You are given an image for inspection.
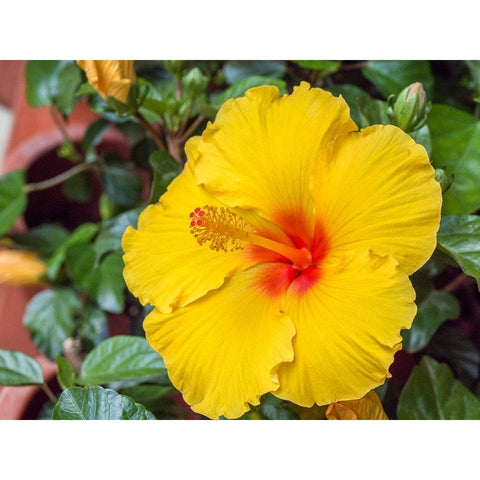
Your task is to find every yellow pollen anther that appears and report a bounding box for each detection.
[189,205,247,252]
[188,205,313,269]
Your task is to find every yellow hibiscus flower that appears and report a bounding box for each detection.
[122,82,442,419]
[77,60,136,104]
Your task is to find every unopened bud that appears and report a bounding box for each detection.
[434,168,454,195]
[387,82,430,133]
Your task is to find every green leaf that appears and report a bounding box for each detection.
[258,394,299,420]
[223,60,286,84]
[52,385,156,420]
[362,60,433,98]
[212,76,287,108]
[327,84,372,127]
[94,208,141,259]
[46,222,98,280]
[428,104,480,214]
[397,356,480,419]
[23,288,81,359]
[0,350,44,386]
[437,215,480,281]
[119,384,172,412]
[81,119,111,162]
[409,124,432,156]
[402,290,460,352]
[62,171,94,204]
[79,336,165,385]
[11,223,69,256]
[76,304,107,345]
[100,165,143,208]
[293,60,341,76]
[0,170,26,236]
[56,355,76,390]
[66,245,125,313]
[26,60,81,114]
[426,322,480,389]
[465,60,480,95]
[149,151,182,204]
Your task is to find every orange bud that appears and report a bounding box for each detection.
[77,60,136,104]
[0,249,46,286]
[326,390,388,420]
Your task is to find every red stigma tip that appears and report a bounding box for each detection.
[190,220,196,226]
[189,212,195,218]
[196,219,203,226]
[199,210,205,216]
[194,207,201,214]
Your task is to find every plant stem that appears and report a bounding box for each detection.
[24,162,92,193]
[340,61,369,72]
[180,115,205,142]
[443,272,473,293]
[41,382,58,404]
[49,106,82,162]
[135,112,167,152]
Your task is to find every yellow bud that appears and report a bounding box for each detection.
[77,60,136,104]
[0,249,46,286]
[326,390,388,420]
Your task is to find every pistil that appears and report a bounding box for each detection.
[189,205,313,270]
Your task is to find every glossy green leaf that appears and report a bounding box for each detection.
[397,356,480,419]
[437,215,480,282]
[62,171,94,204]
[148,151,182,204]
[212,76,286,108]
[56,355,76,390]
[46,222,98,280]
[362,60,434,98]
[11,223,69,256]
[258,394,299,420]
[426,322,480,389]
[52,385,156,420]
[327,84,372,127]
[66,245,125,313]
[26,60,81,114]
[79,335,165,385]
[429,105,480,214]
[23,288,81,359]
[81,119,111,162]
[465,60,480,94]
[94,208,141,259]
[76,304,107,345]
[100,165,143,208]
[409,125,432,156]
[293,60,340,76]
[0,350,44,386]
[120,384,173,412]
[223,60,286,84]
[402,290,460,352]
[0,170,26,236]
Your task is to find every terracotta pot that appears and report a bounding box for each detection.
[0,355,57,420]
[0,60,130,355]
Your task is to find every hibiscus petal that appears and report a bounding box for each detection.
[144,264,296,419]
[122,138,250,313]
[194,82,357,244]
[313,125,442,274]
[275,250,416,407]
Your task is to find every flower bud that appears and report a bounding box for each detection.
[0,249,46,286]
[326,390,388,420]
[387,82,429,133]
[77,60,136,104]
[434,168,454,195]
